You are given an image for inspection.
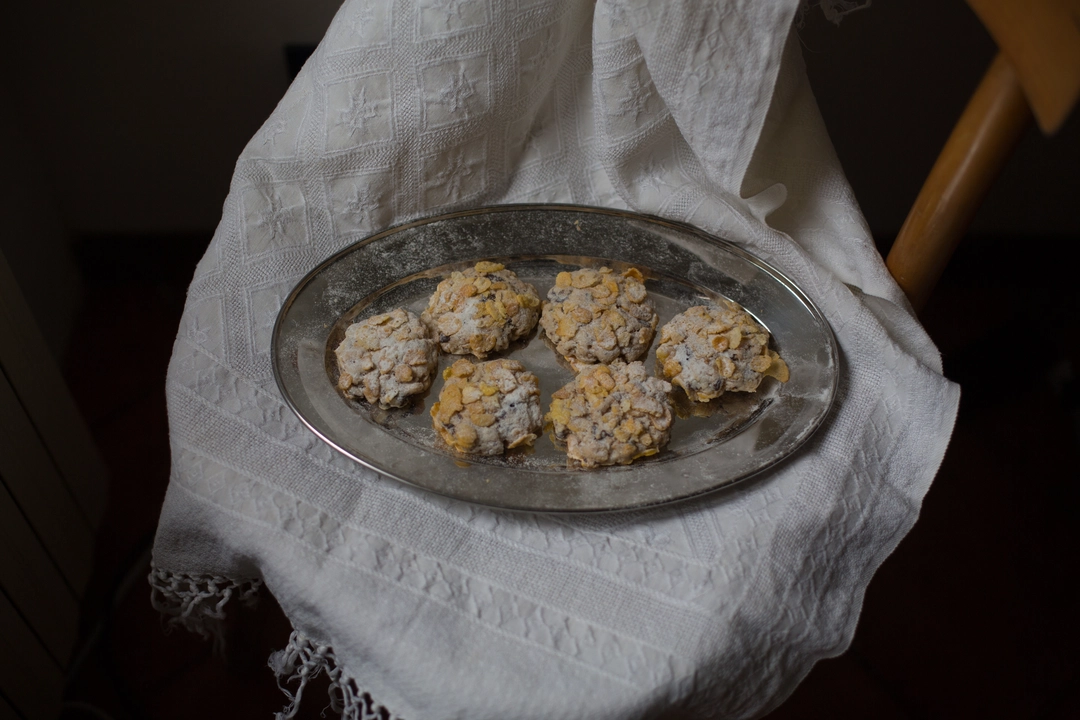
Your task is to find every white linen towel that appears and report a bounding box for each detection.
[151,1,959,717]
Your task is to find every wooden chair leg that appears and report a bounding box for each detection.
[886,52,1031,312]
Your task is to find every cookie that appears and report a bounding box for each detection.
[431,358,542,456]
[547,361,673,467]
[655,302,788,403]
[421,261,541,358]
[335,308,440,408]
[539,267,658,368]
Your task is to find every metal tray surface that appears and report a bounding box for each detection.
[272,205,837,512]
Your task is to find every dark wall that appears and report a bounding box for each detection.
[7,0,343,234]
[4,1,342,355]
[799,1,1080,244]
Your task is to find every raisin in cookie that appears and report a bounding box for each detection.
[431,358,542,456]
[547,361,673,468]
[335,308,440,409]
[655,302,789,403]
[421,261,540,358]
[540,267,658,369]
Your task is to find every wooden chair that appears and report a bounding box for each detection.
[885,0,1080,312]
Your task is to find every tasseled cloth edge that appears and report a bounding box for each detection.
[269,630,400,720]
[148,566,399,719]
[147,563,262,653]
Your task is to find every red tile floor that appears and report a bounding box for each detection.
[59,235,1078,719]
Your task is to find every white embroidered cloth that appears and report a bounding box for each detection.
[151,1,959,718]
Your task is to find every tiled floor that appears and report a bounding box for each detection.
[59,235,1078,719]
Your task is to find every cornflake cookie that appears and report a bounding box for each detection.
[656,302,789,403]
[431,358,542,456]
[335,308,440,409]
[421,261,540,358]
[547,362,673,468]
[540,267,658,368]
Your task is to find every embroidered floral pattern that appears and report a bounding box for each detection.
[430,145,482,200]
[261,116,288,147]
[617,70,653,122]
[522,26,557,77]
[241,183,307,257]
[340,86,380,135]
[438,66,476,116]
[343,185,379,227]
[437,0,470,30]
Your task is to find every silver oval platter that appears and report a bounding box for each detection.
[272,205,838,513]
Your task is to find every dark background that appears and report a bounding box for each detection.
[3,1,1077,717]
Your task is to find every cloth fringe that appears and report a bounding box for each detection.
[269,630,398,720]
[147,564,262,653]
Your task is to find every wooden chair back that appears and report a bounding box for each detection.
[885,0,1080,311]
